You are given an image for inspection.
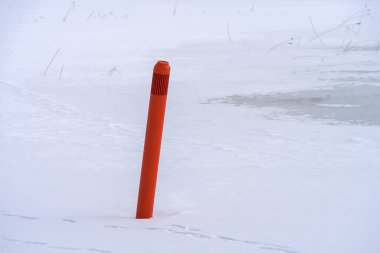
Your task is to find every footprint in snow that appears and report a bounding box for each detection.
[1,213,39,220]
[62,218,76,223]
[2,237,47,246]
[88,248,112,253]
[165,224,301,253]
[2,237,112,253]
[49,245,83,251]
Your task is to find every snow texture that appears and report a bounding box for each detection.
[1,0,380,252]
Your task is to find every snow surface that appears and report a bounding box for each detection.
[1,0,380,252]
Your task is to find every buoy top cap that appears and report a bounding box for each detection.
[154,60,170,75]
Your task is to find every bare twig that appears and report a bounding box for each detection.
[107,66,123,76]
[354,2,371,42]
[59,65,64,79]
[343,40,353,53]
[308,16,324,45]
[227,21,233,44]
[87,10,94,21]
[249,5,255,13]
[173,0,178,16]
[43,48,61,77]
[63,1,75,22]
[308,10,367,43]
[266,37,300,55]
[340,25,351,48]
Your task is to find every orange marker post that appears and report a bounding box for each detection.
[136,61,171,219]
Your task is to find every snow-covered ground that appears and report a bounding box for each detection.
[1,0,380,252]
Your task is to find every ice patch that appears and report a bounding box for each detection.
[209,84,380,126]
[316,103,361,108]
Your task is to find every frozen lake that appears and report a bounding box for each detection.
[210,84,380,126]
